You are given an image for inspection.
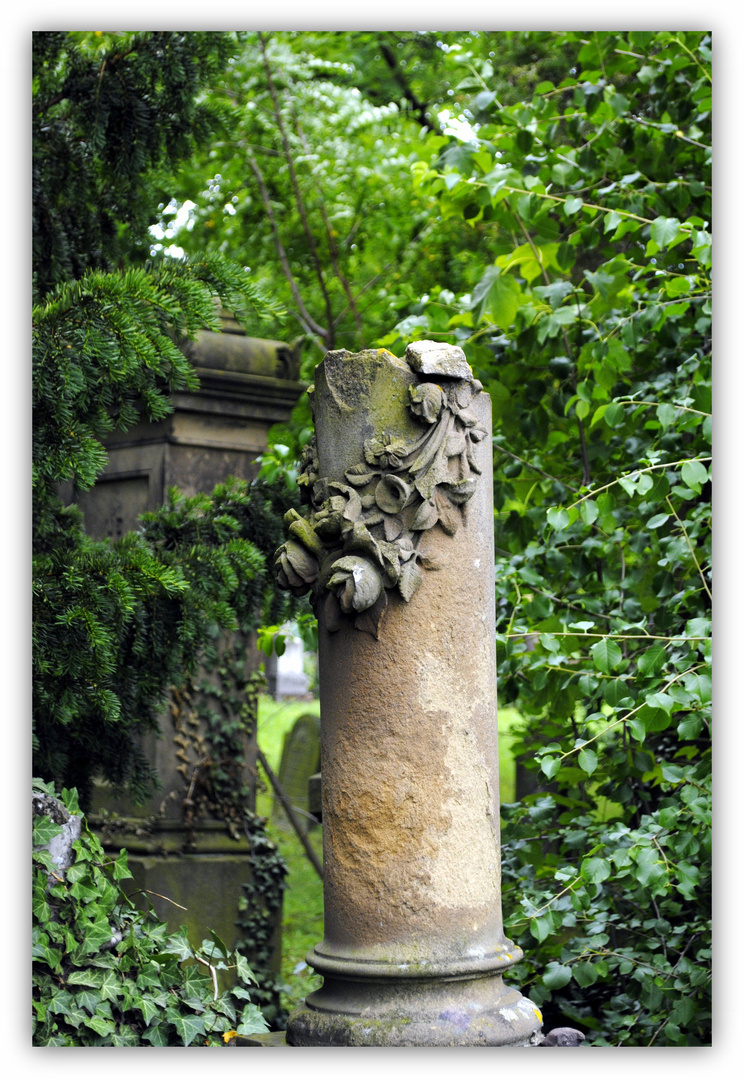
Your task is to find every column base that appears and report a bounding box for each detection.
[286,971,543,1046]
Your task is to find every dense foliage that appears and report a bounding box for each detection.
[33,780,269,1045]
[32,32,295,804]
[161,31,711,1046]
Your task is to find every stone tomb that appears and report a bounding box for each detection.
[77,314,305,962]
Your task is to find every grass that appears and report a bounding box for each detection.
[254,694,522,1018]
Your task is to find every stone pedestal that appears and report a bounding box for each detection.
[63,316,304,539]
[273,345,542,1045]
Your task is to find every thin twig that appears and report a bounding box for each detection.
[666,495,712,603]
[258,34,335,346]
[256,746,324,881]
[246,149,328,342]
[563,458,712,511]
[195,955,219,1000]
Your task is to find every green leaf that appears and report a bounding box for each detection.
[172,1013,206,1047]
[547,507,570,530]
[578,747,598,775]
[603,402,626,428]
[573,960,600,987]
[677,715,704,740]
[637,643,667,675]
[84,1015,117,1037]
[581,856,611,884]
[143,1022,170,1046]
[540,756,561,780]
[98,969,121,1002]
[529,915,553,943]
[591,638,622,674]
[650,216,683,248]
[579,499,598,525]
[543,962,573,989]
[646,691,674,714]
[680,459,708,491]
[236,1003,270,1037]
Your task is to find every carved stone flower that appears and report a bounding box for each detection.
[274,538,320,596]
[364,433,409,470]
[374,474,412,515]
[326,555,383,614]
[409,382,444,424]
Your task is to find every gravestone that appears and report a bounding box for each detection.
[272,713,321,832]
[272,343,543,1046]
[265,631,311,700]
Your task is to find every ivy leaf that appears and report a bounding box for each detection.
[234,952,257,986]
[237,1004,270,1037]
[142,1022,169,1047]
[171,1014,206,1047]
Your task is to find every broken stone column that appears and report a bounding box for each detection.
[273,343,542,1046]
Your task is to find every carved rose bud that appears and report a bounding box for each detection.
[374,474,412,515]
[409,382,444,424]
[274,539,320,596]
[326,555,383,614]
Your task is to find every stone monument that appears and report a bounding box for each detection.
[74,314,305,967]
[272,342,543,1046]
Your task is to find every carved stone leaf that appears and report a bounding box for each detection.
[434,491,461,536]
[396,536,416,561]
[362,509,386,528]
[284,539,320,582]
[457,407,479,429]
[341,491,362,522]
[408,415,451,479]
[323,591,345,634]
[345,463,379,487]
[442,477,478,506]
[410,498,439,532]
[354,588,388,639]
[466,442,483,475]
[445,431,467,458]
[398,558,424,602]
[419,553,445,571]
[377,539,402,586]
[383,514,404,541]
